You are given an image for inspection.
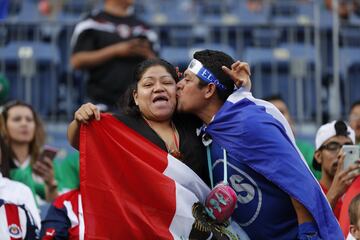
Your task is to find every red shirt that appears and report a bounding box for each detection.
[320,183,343,219]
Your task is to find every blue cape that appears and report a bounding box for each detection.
[204,90,343,240]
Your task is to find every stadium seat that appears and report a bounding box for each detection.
[340,47,360,110]
[0,41,60,117]
[340,27,360,47]
[243,43,315,121]
[236,1,270,26]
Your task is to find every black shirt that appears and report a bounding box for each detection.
[71,10,158,106]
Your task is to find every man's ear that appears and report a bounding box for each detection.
[133,90,138,106]
[204,83,217,99]
[314,150,322,166]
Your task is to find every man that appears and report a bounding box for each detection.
[176,49,343,239]
[264,94,320,179]
[349,100,360,145]
[70,0,157,111]
[312,120,360,219]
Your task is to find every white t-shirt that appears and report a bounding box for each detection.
[0,173,41,228]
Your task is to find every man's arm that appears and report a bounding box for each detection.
[71,39,155,69]
[291,198,314,224]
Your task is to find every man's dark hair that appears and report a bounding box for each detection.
[264,94,284,103]
[193,49,235,102]
[350,100,360,113]
[349,194,360,225]
[118,58,178,116]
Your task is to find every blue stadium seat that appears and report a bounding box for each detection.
[0,41,60,117]
[341,27,360,47]
[340,47,360,109]
[236,1,270,26]
[270,0,313,26]
[243,43,315,121]
[159,46,190,70]
[160,43,237,71]
[145,0,196,25]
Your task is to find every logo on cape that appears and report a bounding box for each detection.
[8,224,22,238]
[213,159,262,227]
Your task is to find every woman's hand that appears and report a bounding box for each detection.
[68,102,100,150]
[222,61,252,91]
[74,102,101,124]
[33,157,58,202]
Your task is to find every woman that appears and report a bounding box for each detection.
[0,101,58,203]
[69,58,210,181]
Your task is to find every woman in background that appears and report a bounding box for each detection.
[0,101,58,203]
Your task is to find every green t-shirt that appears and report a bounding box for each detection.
[53,150,80,193]
[296,139,321,180]
[10,151,80,205]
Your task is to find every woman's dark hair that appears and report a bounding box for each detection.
[0,100,46,167]
[0,135,11,177]
[118,58,179,116]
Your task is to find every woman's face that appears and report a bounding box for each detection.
[133,65,177,122]
[6,106,36,144]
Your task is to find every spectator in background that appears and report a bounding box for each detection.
[349,100,360,145]
[0,101,78,205]
[324,0,360,20]
[0,132,41,229]
[70,0,158,112]
[313,120,360,219]
[264,94,320,179]
[349,194,360,240]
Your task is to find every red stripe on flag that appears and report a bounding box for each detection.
[339,176,360,237]
[4,204,22,240]
[80,114,176,239]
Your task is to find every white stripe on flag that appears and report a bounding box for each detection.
[163,154,211,239]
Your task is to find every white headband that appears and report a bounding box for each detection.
[187,59,227,91]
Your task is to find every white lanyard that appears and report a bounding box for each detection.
[206,145,228,188]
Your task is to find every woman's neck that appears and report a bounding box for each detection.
[11,143,30,164]
[144,118,172,131]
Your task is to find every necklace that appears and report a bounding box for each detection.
[143,118,182,159]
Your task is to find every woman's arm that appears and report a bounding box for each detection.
[67,103,101,150]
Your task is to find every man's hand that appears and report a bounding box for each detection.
[327,151,360,209]
[114,39,155,59]
[222,61,252,91]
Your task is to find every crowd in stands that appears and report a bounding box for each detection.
[0,0,360,239]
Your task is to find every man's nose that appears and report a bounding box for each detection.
[176,80,183,90]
